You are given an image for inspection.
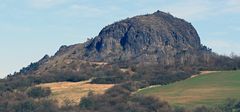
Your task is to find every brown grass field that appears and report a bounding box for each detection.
[38,80,114,106]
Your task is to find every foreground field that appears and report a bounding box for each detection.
[138,70,240,107]
[38,80,114,106]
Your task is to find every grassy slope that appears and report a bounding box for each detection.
[38,80,114,106]
[138,70,240,107]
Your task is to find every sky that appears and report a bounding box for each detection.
[0,0,240,78]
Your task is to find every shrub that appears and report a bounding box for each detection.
[13,99,36,112]
[27,87,51,98]
[78,84,173,112]
[218,98,240,112]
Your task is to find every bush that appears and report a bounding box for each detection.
[91,76,126,84]
[27,87,51,98]
[78,84,173,112]
[218,98,240,112]
[12,99,59,112]
[13,99,36,112]
[131,65,192,86]
[90,67,129,84]
[79,91,95,109]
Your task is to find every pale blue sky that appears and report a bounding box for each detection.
[0,0,240,78]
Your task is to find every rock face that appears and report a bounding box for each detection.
[18,11,212,75]
[83,11,203,64]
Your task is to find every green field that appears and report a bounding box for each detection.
[137,70,240,107]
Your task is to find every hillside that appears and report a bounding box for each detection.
[137,70,240,107]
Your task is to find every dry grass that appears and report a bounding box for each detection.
[38,80,114,106]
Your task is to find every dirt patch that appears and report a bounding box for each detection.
[191,71,219,78]
[120,68,135,75]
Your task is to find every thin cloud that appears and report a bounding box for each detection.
[224,0,240,13]
[56,4,106,18]
[162,1,211,20]
[27,0,67,9]
[156,0,240,21]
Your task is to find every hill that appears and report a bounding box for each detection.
[137,70,240,107]
[17,10,223,77]
[1,10,240,112]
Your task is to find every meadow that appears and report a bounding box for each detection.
[138,70,240,107]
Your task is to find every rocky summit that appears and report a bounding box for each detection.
[19,11,212,75]
[83,11,203,63]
